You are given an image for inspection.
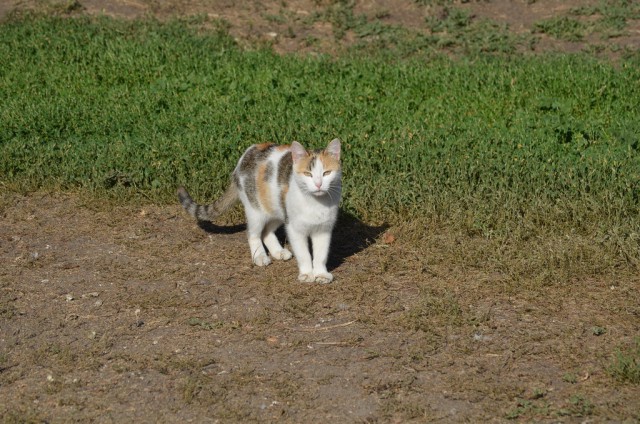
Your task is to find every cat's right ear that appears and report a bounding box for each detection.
[290,141,308,162]
[326,138,341,160]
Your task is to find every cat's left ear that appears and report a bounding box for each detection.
[290,141,308,162]
[326,138,341,160]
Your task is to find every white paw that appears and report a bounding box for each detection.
[314,272,334,284]
[298,273,315,283]
[273,248,293,261]
[253,253,272,267]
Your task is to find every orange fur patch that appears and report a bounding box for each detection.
[294,155,312,173]
[293,151,341,174]
[319,151,340,172]
[256,142,274,151]
[256,163,273,214]
[280,184,289,212]
[276,144,291,152]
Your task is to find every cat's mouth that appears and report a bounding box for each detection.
[311,189,326,196]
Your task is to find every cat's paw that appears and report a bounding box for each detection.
[297,273,315,283]
[314,272,334,284]
[253,253,272,267]
[272,248,293,261]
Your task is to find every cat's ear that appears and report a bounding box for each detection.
[290,141,308,162]
[325,138,341,160]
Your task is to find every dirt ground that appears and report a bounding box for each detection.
[1,191,639,422]
[3,0,640,56]
[1,0,640,422]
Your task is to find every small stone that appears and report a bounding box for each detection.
[65,294,74,302]
[382,232,396,244]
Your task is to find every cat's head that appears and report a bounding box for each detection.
[291,138,341,198]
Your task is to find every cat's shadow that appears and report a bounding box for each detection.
[327,211,388,270]
[196,220,246,235]
[196,210,388,270]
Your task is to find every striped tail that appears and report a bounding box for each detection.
[177,183,239,222]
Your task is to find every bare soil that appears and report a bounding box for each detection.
[1,191,639,422]
[3,0,640,56]
[1,1,640,422]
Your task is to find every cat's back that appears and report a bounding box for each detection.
[235,143,292,179]
[233,143,292,215]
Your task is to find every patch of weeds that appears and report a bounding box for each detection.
[528,387,547,400]
[187,317,223,330]
[32,0,85,15]
[533,16,588,41]
[0,298,17,319]
[272,372,303,398]
[317,0,367,40]
[45,378,64,395]
[506,398,551,420]
[425,7,521,53]
[380,399,430,421]
[414,0,454,5]
[182,375,203,404]
[366,376,430,419]
[303,35,319,46]
[562,372,578,384]
[572,0,640,39]
[400,284,464,333]
[591,326,607,336]
[263,13,287,24]
[284,26,296,39]
[608,337,640,384]
[1,408,45,424]
[364,350,381,360]
[30,343,77,370]
[554,394,595,418]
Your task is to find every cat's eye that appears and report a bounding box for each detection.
[323,171,331,176]
[304,172,312,177]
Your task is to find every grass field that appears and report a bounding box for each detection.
[1,14,639,278]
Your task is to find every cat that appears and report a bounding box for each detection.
[178,138,342,284]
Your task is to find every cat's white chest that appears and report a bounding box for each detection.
[286,187,338,231]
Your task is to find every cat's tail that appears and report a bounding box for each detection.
[177,182,239,222]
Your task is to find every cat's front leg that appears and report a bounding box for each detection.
[262,221,292,261]
[286,226,314,283]
[311,231,333,284]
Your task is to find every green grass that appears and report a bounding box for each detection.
[608,337,640,384]
[0,15,639,272]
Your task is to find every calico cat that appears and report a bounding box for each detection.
[178,138,342,283]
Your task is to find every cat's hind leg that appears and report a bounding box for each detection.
[262,220,292,261]
[245,209,271,266]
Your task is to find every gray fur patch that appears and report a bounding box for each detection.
[243,174,259,209]
[238,144,275,176]
[264,162,274,182]
[277,152,293,187]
